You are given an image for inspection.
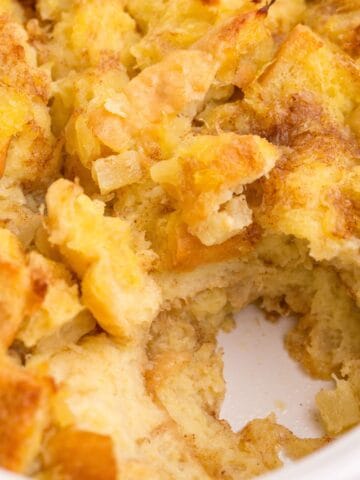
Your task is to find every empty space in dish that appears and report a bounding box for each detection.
[219,305,332,438]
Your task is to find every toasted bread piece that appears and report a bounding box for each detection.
[0,227,89,351]
[51,66,129,137]
[0,357,51,473]
[246,24,360,130]
[46,179,161,340]
[129,0,305,72]
[42,428,117,480]
[0,228,30,348]
[65,49,217,170]
[16,251,85,349]
[256,138,360,262]
[0,0,24,22]
[129,0,261,69]
[0,16,59,243]
[305,0,360,59]
[37,0,139,78]
[151,133,280,245]
[193,9,274,90]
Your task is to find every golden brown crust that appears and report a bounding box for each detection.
[0,228,30,348]
[0,17,49,101]
[150,134,280,245]
[155,214,261,271]
[0,358,51,472]
[43,429,117,480]
[0,140,10,178]
[0,12,59,243]
[238,416,330,468]
[304,0,360,59]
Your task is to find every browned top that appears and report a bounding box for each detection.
[153,214,261,271]
[0,17,50,101]
[43,429,117,480]
[0,230,30,349]
[0,359,50,472]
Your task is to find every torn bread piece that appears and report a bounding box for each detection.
[36,0,139,78]
[16,251,85,349]
[129,0,262,69]
[245,24,360,131]
[46,179,161,340]
[304,0,360,60]
[0,16,59,244]
[41,428,117,480]
[64,49,217,173]
[0,228,31,349]
[0,227,90,353]
[151,133,280,246]
[0,357,51,473]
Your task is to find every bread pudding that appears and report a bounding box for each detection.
[0,0,360,478]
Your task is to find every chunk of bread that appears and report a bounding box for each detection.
[46,179,161,340]
[0,357,51,473]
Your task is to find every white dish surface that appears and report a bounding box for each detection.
[219,305,331,438]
